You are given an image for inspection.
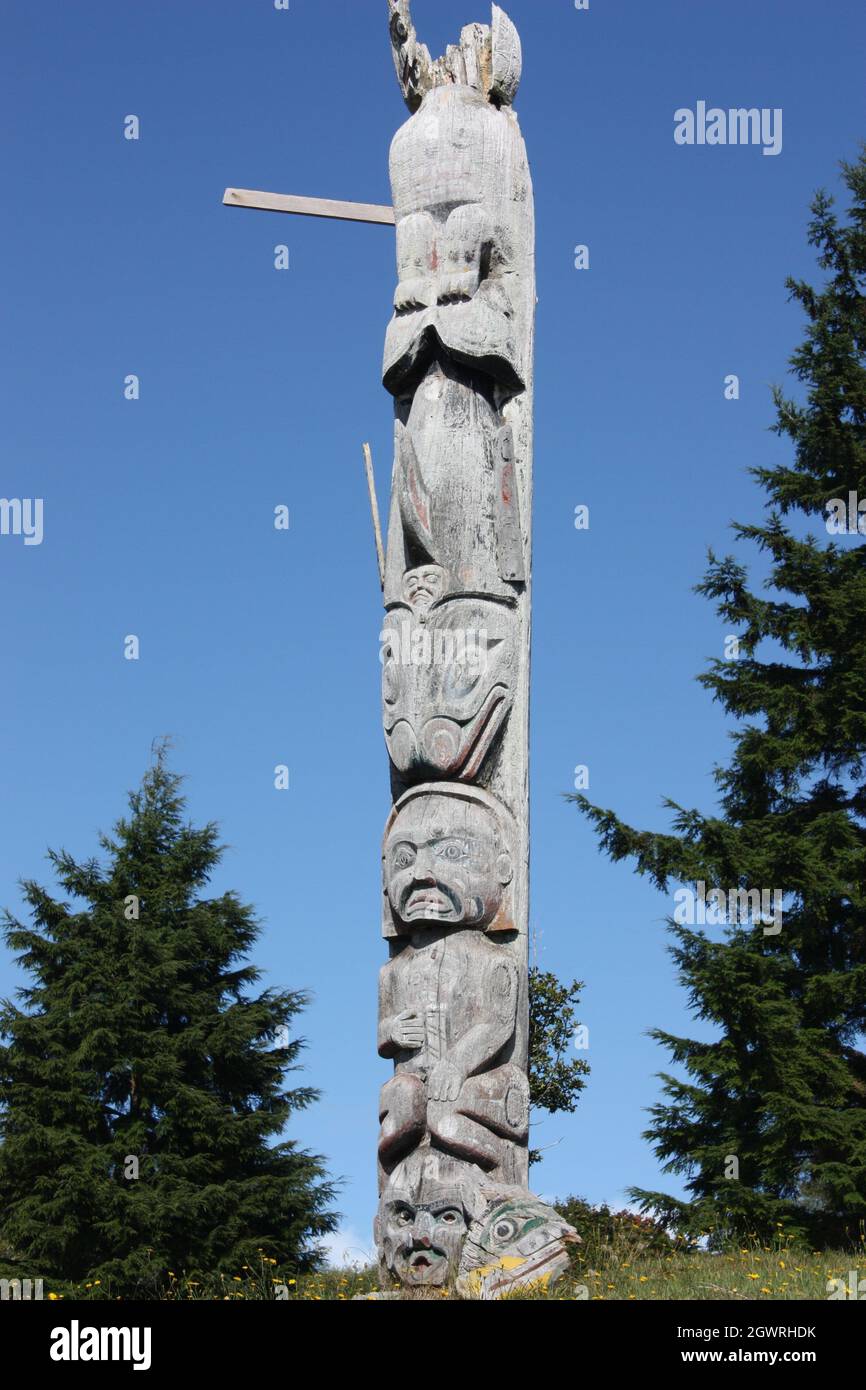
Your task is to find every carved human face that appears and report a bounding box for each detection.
[401,565,446,614]
[385,791,512,929]
[380,1192,469,1287]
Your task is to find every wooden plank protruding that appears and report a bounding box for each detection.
[362,443,386,592]
[223,188,395,226]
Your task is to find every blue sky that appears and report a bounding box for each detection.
[1,0,864,1264]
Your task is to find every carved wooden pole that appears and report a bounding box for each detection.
[374,1,576,1299]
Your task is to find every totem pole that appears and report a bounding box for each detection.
[374,1,577,1298]
[222,0,577,1300]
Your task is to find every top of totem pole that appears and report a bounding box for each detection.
[388,1,522,112]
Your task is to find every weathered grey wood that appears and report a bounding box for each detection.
[456,1189,579,1298]
[363,443,386,590]
[222,188,395,225]
[221,1,576,1301]
[387,1,523,112]
[381,600,515,783]
[375,1,577,1297]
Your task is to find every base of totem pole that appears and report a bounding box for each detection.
[353,1247,579,1301]
[373,1161,580,1300]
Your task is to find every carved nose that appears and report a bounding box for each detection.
[412,1212,434,1245]
[412,851,436,883]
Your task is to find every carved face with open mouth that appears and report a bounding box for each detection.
[384,788,513,931]
[382,1197,469,1287]
[376,1151,483,1290]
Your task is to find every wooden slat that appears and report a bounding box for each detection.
[223,188,395,226]
[362,443,386,592]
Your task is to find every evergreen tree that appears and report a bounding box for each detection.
[572,151,866,1247]
[0,746,337,1291]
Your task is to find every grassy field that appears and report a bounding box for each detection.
[16,1236,861,1300]
[292,1242,860,1301]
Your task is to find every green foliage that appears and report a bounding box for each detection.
[572,150,866,1247]
[552,1194,675,1268]
[528,967,589,1163]
[0,745,338,1292]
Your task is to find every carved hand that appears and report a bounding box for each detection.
[438,205,486,305]
[390,1010,425,1050]
[394,212,437,313]
[427,1058,463,1103]
[394,278,434,313]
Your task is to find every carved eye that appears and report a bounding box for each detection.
[438,1209,461,1225]
[395,1206,413,1226]
[492,1217,519,1245]
[392,843,416,871]
[434,838,468,863]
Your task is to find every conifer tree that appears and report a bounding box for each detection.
[573,151,866,1247]
[0,746,337,1291]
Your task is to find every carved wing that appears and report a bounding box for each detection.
[490,6,522,105]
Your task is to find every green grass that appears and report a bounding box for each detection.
[504,1242,860,1300]
[5,1238,863,1301]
